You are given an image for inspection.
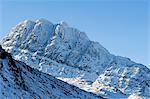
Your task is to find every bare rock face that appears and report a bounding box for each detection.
[1,19,150,98]
[0,45,7,59]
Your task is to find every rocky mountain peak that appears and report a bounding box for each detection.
[1,19,150,98]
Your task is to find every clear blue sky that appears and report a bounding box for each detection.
[0,0,149,68]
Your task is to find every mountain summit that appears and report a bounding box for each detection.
[1,19,150,98]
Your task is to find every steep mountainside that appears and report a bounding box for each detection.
[1,19,150,98]
[0,46,102,99]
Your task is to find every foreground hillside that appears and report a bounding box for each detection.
[0,46,102,99]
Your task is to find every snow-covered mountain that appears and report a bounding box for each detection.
[0,45,102,99]
[1,19,150,98]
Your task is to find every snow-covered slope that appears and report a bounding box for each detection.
[0,46,102,99]
[1,19,150,98]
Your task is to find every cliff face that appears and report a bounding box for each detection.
[1,19,150,98]
[0,46,102,99]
